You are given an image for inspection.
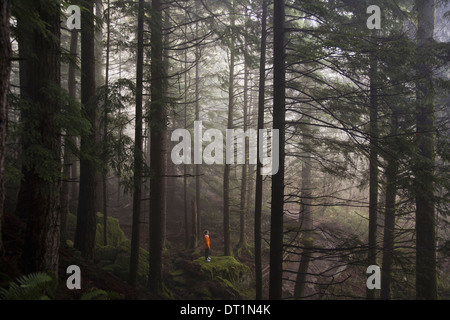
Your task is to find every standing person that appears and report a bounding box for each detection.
[203,230,211,262]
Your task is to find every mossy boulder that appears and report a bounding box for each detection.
[167,255,251,299]
[113,240,149,279]
[66,212,126,249]
[194,256,250,285]
[68,212,149,282]
[94,245,118,263]
[95,213,126,247]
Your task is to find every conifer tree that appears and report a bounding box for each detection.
[16,0,62,278]
[74,0,99,261]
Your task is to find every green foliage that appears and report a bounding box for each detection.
[0,273,53,300]
[91,213,149,283]
[79,289,110,300]
[95,213,126,247]
[67,212,149,284]
[194,256,250,284]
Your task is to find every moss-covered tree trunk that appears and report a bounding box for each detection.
[18,0,62,278]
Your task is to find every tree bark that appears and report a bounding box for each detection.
[269,0,286,300]
[184,27,190,248]
[294,135,313,299]
[148,0,165,294]
[191,199,198,248]
[74,0,99,261]
[380,112,399,299]
[0,0,12,257]
[102,0,111,247]
[238,17,249,249]
[61,29,79,243]
[367,52,379,300]
[223,1,235,257]
[415,0,437,300]
[18,0,62,278]
[129,0,144,287]
[254,0,267,300]
[194,0,201,248]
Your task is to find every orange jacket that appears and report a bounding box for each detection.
[203,235,210,249]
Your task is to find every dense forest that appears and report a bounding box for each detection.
[0,0,449,301]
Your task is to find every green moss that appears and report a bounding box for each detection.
[67,212,149,283]
[94,245,118,263]
[235,242,253,259]
[114,253,129,270]
[194,256,250,284]
[194,286,212,299]
[215,276,241,298]
[67,213,77,228]
[95,213,126,247]
[66,239,74,248]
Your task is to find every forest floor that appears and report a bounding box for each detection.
[0,212,157,300]
[3,188,449,300]
[0,189,259,300]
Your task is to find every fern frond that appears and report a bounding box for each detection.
[0,272,52,300]
[80,289,109,300]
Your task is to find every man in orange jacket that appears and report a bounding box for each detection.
[203,230,211,262]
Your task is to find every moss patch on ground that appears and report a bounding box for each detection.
[194,256,250,284]
[167,255,251,299]
[67,213,149,284]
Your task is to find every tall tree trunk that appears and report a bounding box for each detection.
[254,0,267,300]
[94,0,104,215]
[15,4,32,221]
[415,0,437,300]
[71,137,79,212]
[191,199,198,248]
[61,29,79,243]
[223,3,235,257]
[194,0,201,247]
[129,0,144,287]
[380,111,399,299]
[294,135,313,299]
[0,0,12,257]
[148,0,165,294]
[184,29,189,248]
[74,0,99,261]
[102,0,111,247]
[367,52,379,300]
[269,0,286,300]
[18,0,62,278]
[161,7,170,251]
[238,16,249,249]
